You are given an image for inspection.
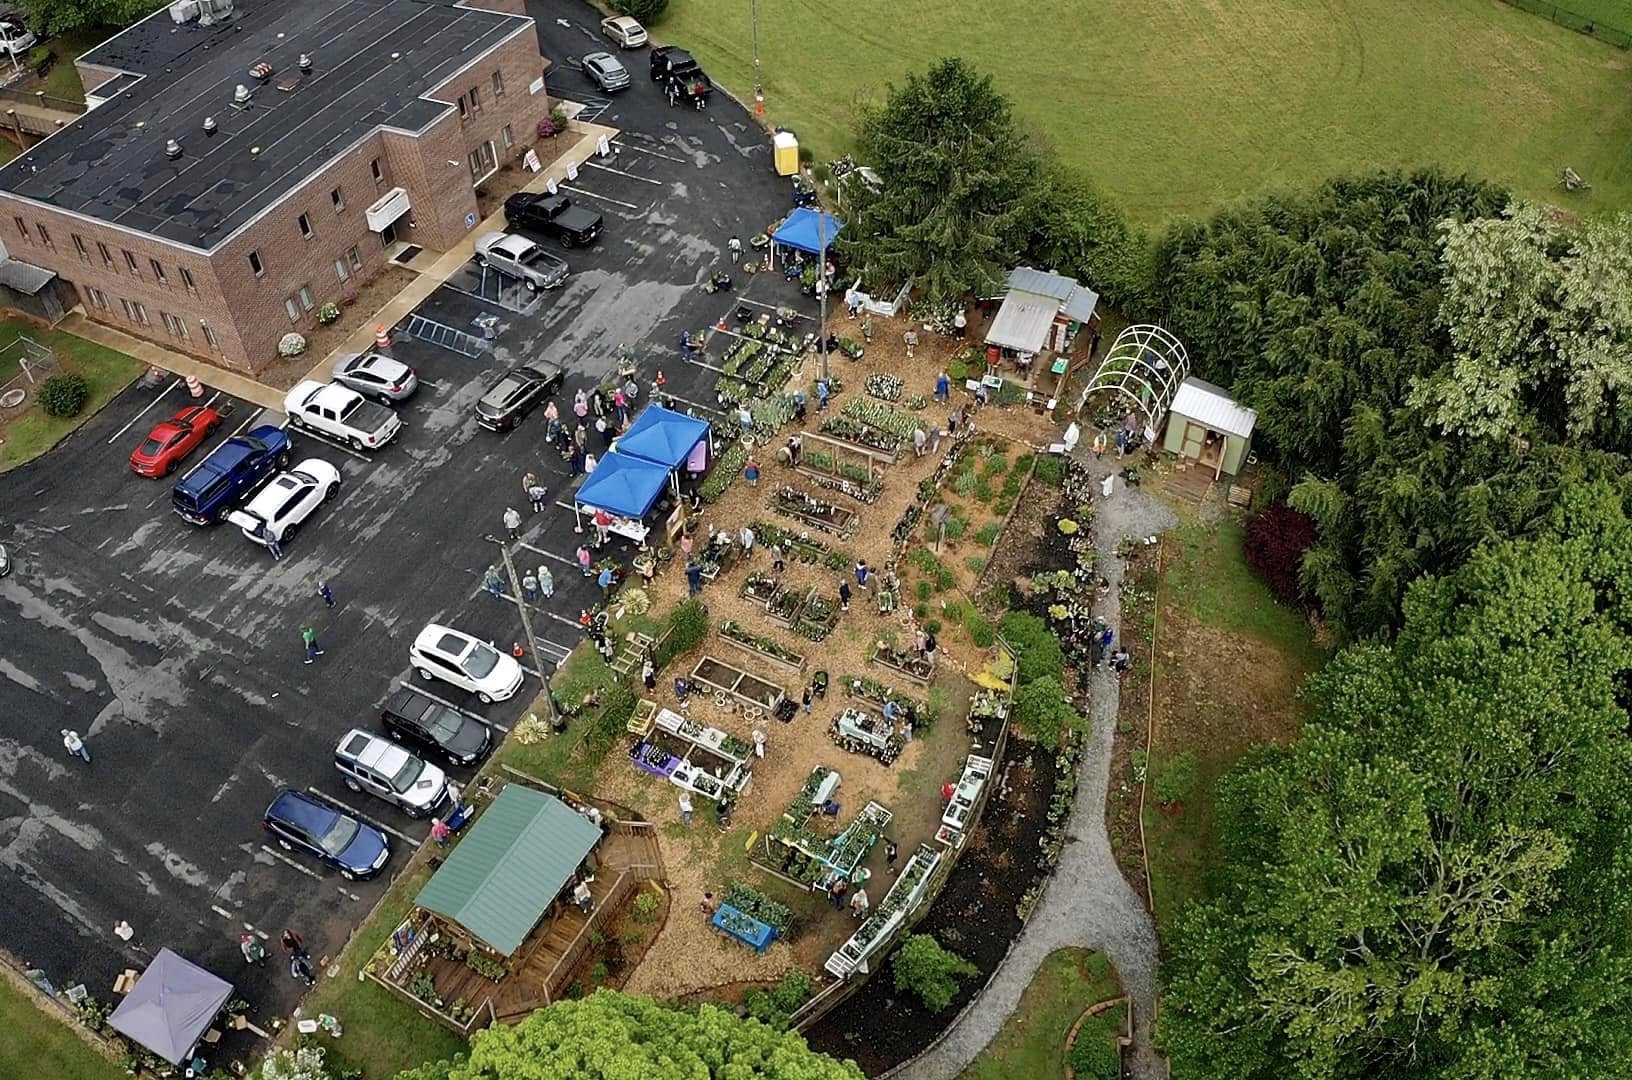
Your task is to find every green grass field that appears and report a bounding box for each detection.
[957,949,1122,1080]
[0,972,120,1080]
[0,323,142,472]
[1539,0,1632,33]
[658,0,1632,225]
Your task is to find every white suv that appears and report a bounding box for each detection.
[225,458,341,551]
[410,623,524,703]
[332,729,454,818]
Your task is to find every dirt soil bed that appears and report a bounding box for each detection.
[803,733,1060,1076]
[251,265,420,391]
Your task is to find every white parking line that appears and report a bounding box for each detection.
[395,682,492,726]
[613,139,686,164]
[286,424,378,463]
[259,844,324,881]
[304,787,418,845]
[180,409,266,482]
[210,904,235,921]
[106,378,179,443]
[516,541,580,566]
[583,160,662,186]
[557,183,639,210]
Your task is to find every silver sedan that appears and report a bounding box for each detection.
[330,351,419,403]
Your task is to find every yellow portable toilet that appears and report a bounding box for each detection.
[772,130,799,177]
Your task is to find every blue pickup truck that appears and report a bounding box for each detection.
[171,424,291,525]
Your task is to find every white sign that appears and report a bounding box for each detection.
[523,148,541,172]
[528,76,545,96]
[546,176,558,195]
[597,135,611,157]
[464,212,476,228]
[565,161,578,181]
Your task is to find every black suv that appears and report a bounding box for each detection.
[476,362,564,432]
[381,687,492,767]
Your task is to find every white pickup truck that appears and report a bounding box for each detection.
[284,380,402,451]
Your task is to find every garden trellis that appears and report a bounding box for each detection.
[1077,323,1190,434]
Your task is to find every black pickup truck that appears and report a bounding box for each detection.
[650,45,712,109]
[502,192,603,248]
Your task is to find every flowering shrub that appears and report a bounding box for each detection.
[1243,501,1317,605]
[278,333,307,357]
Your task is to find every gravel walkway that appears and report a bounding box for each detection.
[897,452,1174,1080]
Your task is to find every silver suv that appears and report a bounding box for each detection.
[332,729,455,818]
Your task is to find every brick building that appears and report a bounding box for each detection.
[0,0,552,373]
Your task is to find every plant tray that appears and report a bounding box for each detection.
[626,698,659,736]
[871,645,935,685]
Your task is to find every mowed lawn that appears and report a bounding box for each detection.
[657,0,1632,224]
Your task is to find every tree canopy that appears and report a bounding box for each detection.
[1159,481,1632,1078]
[396,991,863,1080]
[17,0,158,38]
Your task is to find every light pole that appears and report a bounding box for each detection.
[818,211,829,383]
[751,0,763,116]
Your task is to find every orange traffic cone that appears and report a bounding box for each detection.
[511,642,525,658]
[716,315,728,331]
[375,324,390,349]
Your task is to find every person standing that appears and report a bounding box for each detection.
[679,791,694,826]
[302,626,324,664]
[596,415,613,449]
[829,878,849,910]
[543,400,560,426]
[483,565,504,598]
[816,379,830,411]
[680,533,694,561]
[752,728,767,759]
[290,952,315,987]
[802,685,813,713]
[61,728,90,763]
[860,313,874,343]
[613,388,628,427]
[952,310,967,338]
[685,561,703,596]
[592,509,612,548]
[850,886,870,919]
[935,371,951,403]
[930,427,943,455]
[738,405,754,436]
[854,560,869,589]
[924,630,938,664]
[584,452,598,475]
[912,426,927,457]
[502,506,522,541]
[528,482,548,514]
[642,656,656,692]
[838,579,852,611]
[570,446,586,476]
[574,389,590,420]
[522,572,539,601]
[522,471,538,498]
[885,840,899,875]
[903,329,918,358]
[317,581,335,608]
[771,543,785,573]
[431,818,452,847]
[744,457,760,487]
[597,565,615,596]
[728,234,742,259]
[787,434,803,467]
[739,525,755,557]
[539,565,554,599]
[577,545,593,577]
[281,928,306,958]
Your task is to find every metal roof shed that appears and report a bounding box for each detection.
[1163,377,1257,477]
[415,785,601,957]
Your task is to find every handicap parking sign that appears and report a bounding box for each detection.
[465,212,477,228]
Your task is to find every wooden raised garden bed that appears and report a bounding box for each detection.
[626,698,659,736]
[796,592,840,642]
[691,655,786,711]
[771,486,860,537]
[820,416,901,456]
[767,586,807,628]
[740,572,782,606]
[871,645,935,685]
[720,620,806,673]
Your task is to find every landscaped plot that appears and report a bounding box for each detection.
[659,0,1632,223]
[957,948,1122,1080]
[1140,520,1325,919]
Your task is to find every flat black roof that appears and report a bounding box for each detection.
[0,0,529,250]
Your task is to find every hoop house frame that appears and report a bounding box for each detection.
[1078,324,1190,430]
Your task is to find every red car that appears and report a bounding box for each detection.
[129,404,222,478]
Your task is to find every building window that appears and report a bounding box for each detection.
[492,70,504,97]
[122,249,140,275]
[161,311,188,341]
[347,246,362,272]
[298,285,314,311]
[86,286,110,311]
[469,86,481,113]
[97,242,114,270]
[457,95,467,121]
[334,257,350,283]
[180,267,197,295]
[120,298,148,325]
[285,297,300,323]
[36,224,52,250]
[12,215,25,239]
[149,258,167,284]
[331,187,344,212]
[501,124,513,149]
[248,250,264,277]
[370,158,383,183]
[298,212,313,239]
[199,319,219,350]
[468,141,497,184]
[72,234,89,263]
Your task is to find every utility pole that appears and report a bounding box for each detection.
[490,536,558,722]
[818,211,829,383]
[751,0,763,117]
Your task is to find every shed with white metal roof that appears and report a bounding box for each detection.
[1162,376,1257,476]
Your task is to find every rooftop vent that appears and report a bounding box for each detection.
[233,83,251,104]
[202,116,217,135]
[249,61,273,81]
[165,139,182,160]
[297,53,312,73]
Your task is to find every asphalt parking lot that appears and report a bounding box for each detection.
[0,2,817,1018]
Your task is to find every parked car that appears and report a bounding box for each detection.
[0,543,10,578]
[333,729,455,818]
[0,15,36,59]
[381,686,492,767]
[225,458,341,551]
[651,45,712,109]
[410,623,524,703]
[472,232,569,290]
[503,193,603,249]
[262,789,390,880]
[476,362,564,432]
[284,380,402,451]
[582,51,631,93]
[330,352,418,404]
[171,425,291,525]
[129,404,222,478]
[600,14,647,48]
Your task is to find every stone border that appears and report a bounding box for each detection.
[1062,994,1130,1080]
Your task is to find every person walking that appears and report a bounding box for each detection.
[739,525,755,557]
[854,560,869,589]
[771,543,785,573]
[912,426,927,457]
[816,379,830,411]
[935,371,950,403]
[317,581,335,608]
[953,310,967,338]
[302,626,324,664]
[528,482,548,514]
[642,656,656,692]
[850,886,870,919]
[597,565,614,596]
[727,234,742,259]
[522,471,538,498]
[860,313,874,343]
[679,791,694,826]
[577,545,593,577]
[522,572,539,601]
[904,329,918,358]
[290,952,316,987]
[483,565,504,598]
[431,818,452,846]
[502,506,522,541]
[61,729,90,763]
[930,427,943,455]
[539,565,554,599]
[281,929,307,958]
[685,561,703,596]
[744,457,760,486]
[838,579,852,611]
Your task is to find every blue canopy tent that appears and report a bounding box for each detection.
[618,404,711,472]
[770,207,843,270]
[573,451,671,540]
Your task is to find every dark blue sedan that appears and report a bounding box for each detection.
[262,790,390,880]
